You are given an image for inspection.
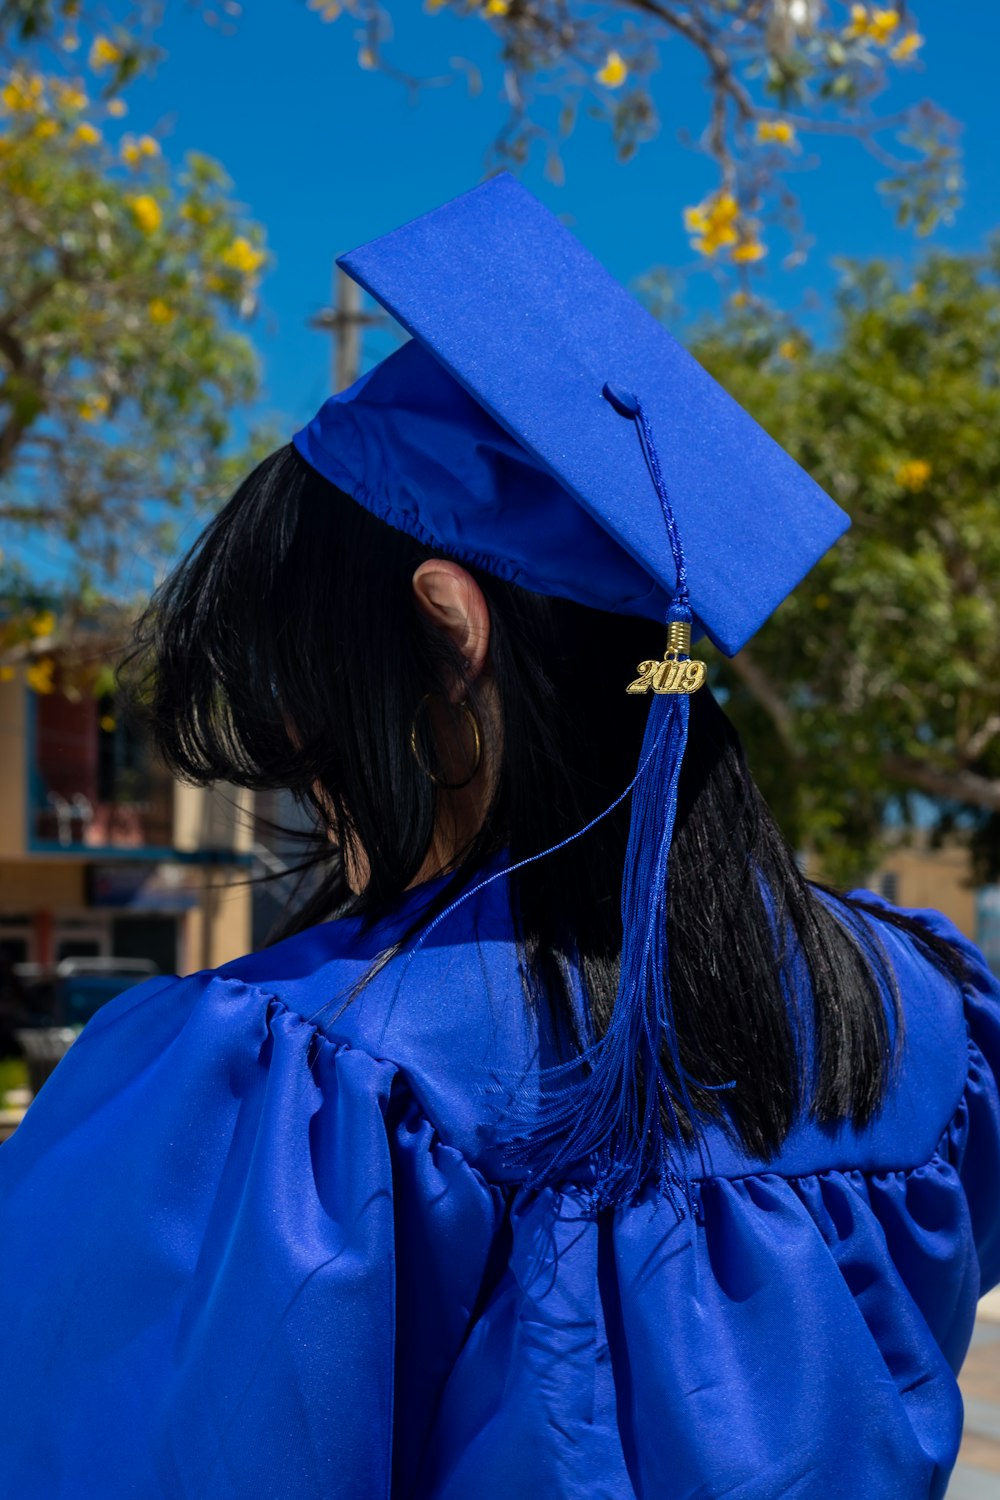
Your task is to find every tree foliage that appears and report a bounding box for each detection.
[0,2,961,279]
[326,0,958,275]
[686,247,1000,881]
[0,2,990,877]
[0,37,273,613]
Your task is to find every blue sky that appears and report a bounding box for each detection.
[8,3,999,589]
[124,2,999,435]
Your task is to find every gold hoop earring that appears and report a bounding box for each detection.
[409,695,483,791]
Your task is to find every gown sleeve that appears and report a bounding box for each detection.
[0,969,506,1500]
[899,902,1000,1295]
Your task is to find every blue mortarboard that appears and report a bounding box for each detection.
[292,176,850,1213]
[294,172,847,657]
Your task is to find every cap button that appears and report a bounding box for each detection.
[602,382,640,418]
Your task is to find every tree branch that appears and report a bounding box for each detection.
[623,0,755,122]
[963,715,1000,764]
[0,415,30,477]
[0,502,74,524]
[727,648,803,763]
[883,754,1000,813]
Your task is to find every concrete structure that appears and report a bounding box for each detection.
[868,841,978,938]
[0,671,253,979]
[953,1293,1000,1495]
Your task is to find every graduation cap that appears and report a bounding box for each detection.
[292,174,849,1211]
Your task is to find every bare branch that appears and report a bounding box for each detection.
[727,648,803,763]
[623,0,755,122]
[963,715,1000,765]
[883,755,1000,813]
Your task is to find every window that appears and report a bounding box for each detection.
[97,695,151,805]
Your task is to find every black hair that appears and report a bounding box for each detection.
[123,444,967,1162]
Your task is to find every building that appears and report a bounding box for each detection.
[1,627,994,986]
[0,667,253,979]
[868,841,977,938]
[868,837,1000,975]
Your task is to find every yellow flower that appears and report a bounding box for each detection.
[78,392,109,421]
[896,458,932,492]
[484,0,509,14]
[685,191,742,255]
[596,51,628,89]
[73,121,101,146]
[147,297,175,325]
[695,228,739,257]
[122,132,159,164]
[709,192,739,224]
[777,339,801,361]
[425,0,450,10]
[358,46,376,69]
[106,97,127,118]
[89,35,122,72]
[890,31,924,61]
[219,235,266,274]
[204,271,228,293]
[732,238,767,264]
[729,291,750,309]
[0,665,15,683]
[307,0,341,15]
[53,81,88,111]
[1,72,45,114]
[869,8,901,44]
[756,119,795,146]
[125,193,162,233]
[25,657,56,694]
[99,713,116,732]
[845,6,900,44]
[61,31,81,52]
[32,117,59,139]
[29,610,56,638]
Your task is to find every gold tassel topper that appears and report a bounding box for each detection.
[626,619,707,696]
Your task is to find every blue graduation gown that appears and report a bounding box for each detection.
[0,875,997,1499]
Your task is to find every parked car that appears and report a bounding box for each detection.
[55,956,159,1027]
[10,957,160,1095]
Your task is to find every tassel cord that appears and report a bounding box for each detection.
[388,387,735,1216]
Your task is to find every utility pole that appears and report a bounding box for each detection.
[249,262,392,948]
[308,264,387,392]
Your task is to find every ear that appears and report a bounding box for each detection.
[411,559,490,697]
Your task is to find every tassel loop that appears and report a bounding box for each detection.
[665,618,692,657]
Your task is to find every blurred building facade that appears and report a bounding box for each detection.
[868,842,977,936]
[0,670,253,979]
[3,639,995,984]
[868,838,1000,976]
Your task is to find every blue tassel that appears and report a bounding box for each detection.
[394,384,729,1217]
[494,656,697,1215]
[492,386,717,1215]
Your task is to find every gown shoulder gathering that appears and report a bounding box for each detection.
[0,872,998,1500]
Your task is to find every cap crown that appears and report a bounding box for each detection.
[295,174,849,656]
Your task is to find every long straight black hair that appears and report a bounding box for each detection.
[124,444,965,1161]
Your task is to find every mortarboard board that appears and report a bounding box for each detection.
[294,172,848,658]
[292,175,850,1213]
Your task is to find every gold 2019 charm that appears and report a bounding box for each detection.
[626,619,707,696]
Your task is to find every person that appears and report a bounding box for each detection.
[0,176,997,1500]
